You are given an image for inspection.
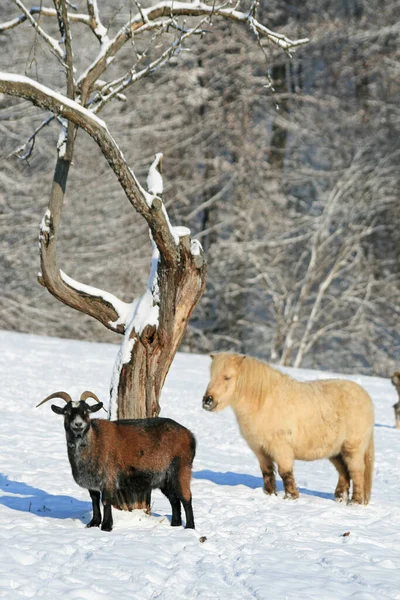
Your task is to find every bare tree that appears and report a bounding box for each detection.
[0,4,307,421]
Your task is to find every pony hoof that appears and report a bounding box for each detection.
[284,493,299,500]
[263,489,277,496]
[335,495,349,504]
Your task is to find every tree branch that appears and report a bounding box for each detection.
[92,9,218,113]
[77,1,309,102]
[11,114,56,160]
[11,0,66,64]
[0,6,90,32]
[86,0,109,44]
[0,72,190,264]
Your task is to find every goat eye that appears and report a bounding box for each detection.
[224,376,231,381]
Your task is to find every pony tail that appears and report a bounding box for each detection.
[363,431,374,504]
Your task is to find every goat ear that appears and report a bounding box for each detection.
[51,404,64,415]
[392,373,400,386]
[89,403,103,413]
[209,353,216,360]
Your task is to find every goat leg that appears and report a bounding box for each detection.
[101,489,113,531]
[86,490,102,528]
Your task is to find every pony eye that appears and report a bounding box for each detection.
[224,376,231,381]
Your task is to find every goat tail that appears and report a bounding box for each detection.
[189,431,197,464]
[364,430,374,505]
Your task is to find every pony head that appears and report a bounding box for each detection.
[202,353,245,412]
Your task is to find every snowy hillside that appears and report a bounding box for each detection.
[1,331,400,599]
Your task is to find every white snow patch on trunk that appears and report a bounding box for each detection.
[160,205,192,245]
[39,209,51,236]
[109,242,160,418]
[172,226,191,238]
[190,238,203,255]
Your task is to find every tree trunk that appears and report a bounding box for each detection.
[113,234,207,422]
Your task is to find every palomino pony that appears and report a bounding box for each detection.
[202,353,374,504]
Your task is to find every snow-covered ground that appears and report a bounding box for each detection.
[1,330,400,599]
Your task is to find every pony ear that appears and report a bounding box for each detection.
[209,353,216,360]
[235,354,246,366]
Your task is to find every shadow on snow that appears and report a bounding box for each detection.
[0,474,170,524]
[193,470,334,500]
[0,473,90,521]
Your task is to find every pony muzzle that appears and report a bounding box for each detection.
[202,395,216,411]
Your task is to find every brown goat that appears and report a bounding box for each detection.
[37,391,196,531]
[391,372,400,429]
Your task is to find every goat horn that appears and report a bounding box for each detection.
[36,391,72,408]
[80,391,108,412]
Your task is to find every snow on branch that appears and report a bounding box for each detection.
[0,5,90,31]
[0,71,192,267]
[144,153,196,247]
[11,0,65,63]
[37,202,129,334]
[0,72,146,202]
[91,6,231,112]
[78,1,309,100]
[0,71,109,136]
[146,153,163,197]
[87,0,109,44]
[191,239,203,256]
[60,270,134,329]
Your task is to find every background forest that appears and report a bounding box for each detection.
[1,0,399,376]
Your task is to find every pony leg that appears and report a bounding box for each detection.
[255,449,276,495]
[329,455,350,502]
[277,457,299,499]
[342,449,365,504]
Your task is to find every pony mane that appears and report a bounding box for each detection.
[234,355,288,408]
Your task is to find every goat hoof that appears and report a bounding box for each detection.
[171,520,182,527]
[86,519,101,528]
